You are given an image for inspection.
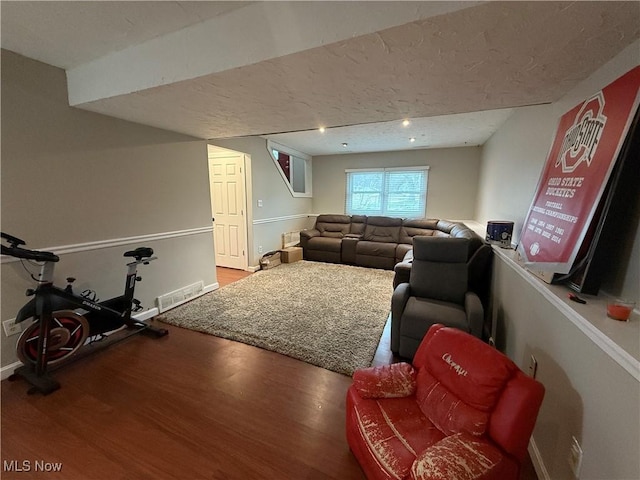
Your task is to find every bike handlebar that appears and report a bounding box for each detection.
[1,232,26,247]
[1,243,60,263]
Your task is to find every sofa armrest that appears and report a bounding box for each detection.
[300,229,320,249]
[488,370,545,463]
[352,362,416,398]
[341,236,359,264]
[391,282,411,353]
[411,432,510,480]
[393,259,413,288]
[300,229,320,239]
[465,291,484,338]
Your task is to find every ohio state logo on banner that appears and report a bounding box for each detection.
[518,66,639,273]
[556,92,607,174]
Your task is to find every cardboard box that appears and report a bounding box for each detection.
[281,246,303,263]
[259,251,281,270]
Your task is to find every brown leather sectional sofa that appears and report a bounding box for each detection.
[301,214,494,339]
[300,214,485,270]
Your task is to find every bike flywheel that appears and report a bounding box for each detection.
[17,310,89,366]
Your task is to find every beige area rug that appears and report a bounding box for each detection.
[158,260,395,375]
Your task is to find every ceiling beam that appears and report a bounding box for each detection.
[66,1,479,106]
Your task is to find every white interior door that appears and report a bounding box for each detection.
[208,149,248,270]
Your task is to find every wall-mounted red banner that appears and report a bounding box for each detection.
[518,66,640,273]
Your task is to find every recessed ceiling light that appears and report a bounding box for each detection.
[410,137,416,143]
[319,127,326,133]
[402,119,410,127]
[342,142,348,148]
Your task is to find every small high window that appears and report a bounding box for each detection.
[267,140,312,197]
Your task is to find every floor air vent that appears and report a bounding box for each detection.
[157,281,204,313]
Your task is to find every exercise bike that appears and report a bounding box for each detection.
[1,232,168,395]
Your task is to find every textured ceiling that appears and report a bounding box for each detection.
[0,1,253,68]
[2,1,639,155]
[265,109,515,155]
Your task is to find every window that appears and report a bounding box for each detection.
[345,167,429,218]
[267,140,312,197]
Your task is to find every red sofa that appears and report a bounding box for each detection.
[346,325,545,480]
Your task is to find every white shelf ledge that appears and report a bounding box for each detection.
[493,246,640,381]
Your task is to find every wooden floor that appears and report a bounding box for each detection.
[1,266,537,480]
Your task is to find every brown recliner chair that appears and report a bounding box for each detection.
[391,236,483,359]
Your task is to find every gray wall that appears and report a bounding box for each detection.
[476,41,640,479]
[312,147,482,220]
[1,51,216,368]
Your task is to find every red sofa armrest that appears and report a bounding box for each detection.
[352,362,417,399]
[488,370,545,463]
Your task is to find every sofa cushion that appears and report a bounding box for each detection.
[306,236,342,252]
[411,432,507,480]
[409,327,518,439]
[353,396,445,480]
[317,224,349,238]
[395,243,413,262]
[316,214,351,224]
[353,362,417,399]
[420,327,517,413]
[410,237,469,303]
[415,368,489,436]
[399,218,439,244]
[350,215,368,235]
[357,240,397,258]
[315,214,351,238]
[401,298,468,338]
[363,216,402,243]
[435,220,457,233]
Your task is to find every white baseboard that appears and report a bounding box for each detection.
[529,437,550,480]
[1,361,22,381]
[134,307,159,322]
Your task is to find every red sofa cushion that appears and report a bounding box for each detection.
[415,326,517,412]
[416,369,489,437]
[412,325,518,438]
[353,395,445,480]
[411,432,512,480]
[353,362,417,399]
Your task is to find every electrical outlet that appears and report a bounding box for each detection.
[3,319,22,337]
[568,436,583,477]
[528,355,538,378]
[258,245,263,254]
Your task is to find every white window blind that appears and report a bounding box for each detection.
[345,167,429,218]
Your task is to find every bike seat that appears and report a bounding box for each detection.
[124,247,154,260]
